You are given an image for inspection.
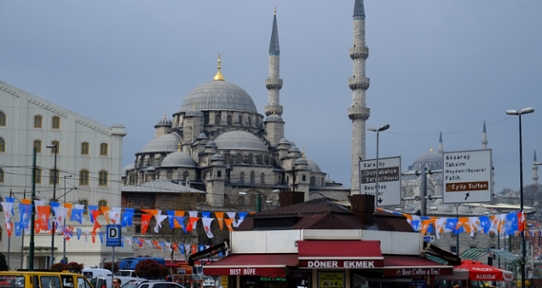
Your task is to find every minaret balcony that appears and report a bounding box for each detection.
[348,77,370,90]
[265,78,283,89]
[349,46,369,60]
[348,106,370,120]
[264,104,283,116]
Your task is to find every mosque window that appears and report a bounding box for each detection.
[224,153,230,164]
[302,175,306,182]
[248,154,253,164]
[81,142,89,155]
[239,172,245,183]
[238,115,242,125]
[33,140,42,153]
[227,115,232,125]
[204,112,209,124]
[217,171,222,178]
[250,171,255,184]
[33,115,42,128]
[0,111,6,126]
[52,116,60,129]
[167,171,172,180]
[215,113,221,125]
[236,153,242,163]
[248,117,251,127]
[260,173,265,184]
[79,170,89,186]
[98,170,108,186]
[310,176,316,186]
[183,171,189,180]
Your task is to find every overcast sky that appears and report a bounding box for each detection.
[1,1,541,195]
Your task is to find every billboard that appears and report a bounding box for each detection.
[359,156,401,206]
[443,149,492,204]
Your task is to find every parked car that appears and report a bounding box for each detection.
[121,280,186,288]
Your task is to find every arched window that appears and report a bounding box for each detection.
[98,200,108,207]
[78,199,89,215]
[51,141,60,154]
[224,153,230,164]
[236,153,242,163]
[0,137,5,152]
[33,115,42,128]
[100,143,108,156]
[215,113,221,125]
[34,168,42,184]
[49,169,59,184]
[81,142,90,155]
[248,117,251,127]
[98,171,108,186]
[183,171,189,181]
[0,111,6,126]
[260,173,265,184]
[33,140,42,153]
[79,170,89,186]
[310,176,316,186]
[302,175,306,182]
[238,115,242,125]
[167,170,173,180]
[248,154,253,164]
[0,168,4,183]
[204,112,209,124]
[51,116,60,129]
[264,155,269,165]
[227,115,232,125]
[250,171,255,184]
[239,172,245,183]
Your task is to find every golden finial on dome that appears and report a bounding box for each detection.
[274,6,277,15]
[177,143,181,152]
[302,147,306,158]
[429,147,433,152]
[163,112,167,119]
[192,102,196,109]
[213,53,225,81]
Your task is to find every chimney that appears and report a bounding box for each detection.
[348,194,375,225]
[279,191,305,206]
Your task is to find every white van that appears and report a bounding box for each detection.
[82,268,113,279]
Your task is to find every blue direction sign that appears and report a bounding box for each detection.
[106,225,122,247]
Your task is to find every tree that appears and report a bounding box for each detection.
[49,261,84,273]
[50,263,66,272]
[0,253,8,271]
[134,259,169,280]
[104,262,119,273]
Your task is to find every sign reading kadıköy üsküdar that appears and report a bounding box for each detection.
[443,149,492,204]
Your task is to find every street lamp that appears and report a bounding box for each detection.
[239,191,267,212]
[367,124,390,206]
[46,144,58,268]
[63,174,72,261]
[506,106,535,288]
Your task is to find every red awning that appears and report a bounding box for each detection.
[203,254,298,276]
[383,255,454,277]
[454,260,514,281]
[297,240,383,268]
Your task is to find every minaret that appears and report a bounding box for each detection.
[482,120,488,149]
[438,131,443,154]
[348,0,370,194]
[264,7,283,117]
[533,149,539,186]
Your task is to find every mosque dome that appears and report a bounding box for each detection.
[179,81,258,114]
[122,163,134,175]
[278,138,289,145]
[214,131,268,152]
[306,158,322,172]
[185,108,204,117]
[141,133,180,153]
[197,133,208,140]
[295,158,308,165]
[161,151,198,168]
[413,148,443,170]
[211,153,225,161]
[205,141,218,148]
[155,116,172,127]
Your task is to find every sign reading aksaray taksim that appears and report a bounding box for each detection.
[299,260,384,269]
[384,267,453,277]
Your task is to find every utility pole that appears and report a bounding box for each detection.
[29,147,36,271]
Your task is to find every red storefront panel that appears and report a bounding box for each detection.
[203,254,298,276]
[383,255,453,277]
[297,240,384,269]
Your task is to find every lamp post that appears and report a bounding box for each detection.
[367,124,390,206]
[46,144,58,268]
[63,174,72,261]
[507,107,535,288]
[239,191,265,212]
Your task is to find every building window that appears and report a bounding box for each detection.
[34,168,42,184]
[0,137,5,152]
[79,170,89,186]
[33,140,42,153]
[98,171,108,186]
[183,171,189,181]
[248,154,253,164]
[236,153,242,163]
[51,141,60,154]
[49,169,59,185]
[81,142,89,155]
[239,172,245,183]
[227,115,232,125]
[51,116,60,129]
[100,143,108,156]
[215,113,220,125]
[78,199,88,215]
[0,111,6,126]
[34,115,42,128]
[133,195,140,206]
[0,168,4,183]
[260,173,265,184]
[166,170,172,180]
[310,176,316,186]
[238,115,242,125]
[250,171,255,184]
[98,200,107,207]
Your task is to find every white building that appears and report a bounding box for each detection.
[0,80,132,269]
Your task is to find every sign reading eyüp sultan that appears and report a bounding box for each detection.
[443,149,492,204]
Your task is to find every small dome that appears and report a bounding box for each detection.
[141,134,180,153]
[122,163,135,175]
[306,158,322,172]
[278,138,289,144]
[161,151,198,167]
[295,158,308,165]
[266,114,283,122]
[185,108,204,117]
[155,116,172,127]
[415,149,442,165]
[214,131,268,151]
[197,133,208,140]
[179,81,258,113]
[211,153,224,161]
[205,141,217,148]
[289,146,300,152]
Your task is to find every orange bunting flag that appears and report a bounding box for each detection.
[64,203,73,219]
[5,223,13,237]
[153,239,162,250]
[141,214,152,234]
[100,206,111,224]
[224,218,234,232]
[21,199,32,205]
[37,206,51,231]
[91,231,97,243]
[421,219,435,235]
[141,209,159,216]
[91,210,102,232]
[174,211,184,228]
[214,212,224,230]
